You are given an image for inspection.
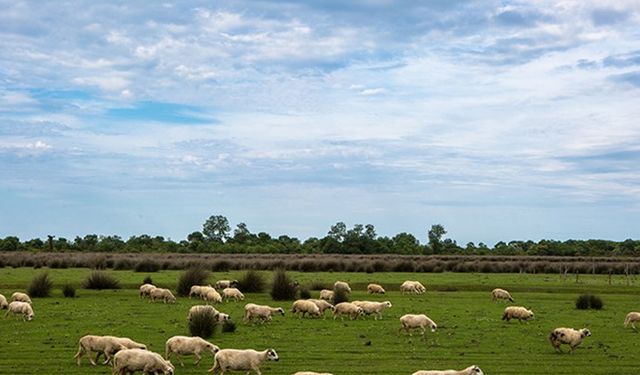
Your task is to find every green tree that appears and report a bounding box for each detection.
[328,222,347,243]
[202,215,230,243]
[428,224,447,254]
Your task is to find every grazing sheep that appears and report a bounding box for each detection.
[351,300,393,320]
[150,287,177,304]
[400,281,425,295]
[411,365,484,375]
[203,287,223,304]
[244,303,285,324]
[189,285,210,299]
[319,289,334,301]
[367,283,386,294]
[165,335,219,367]
[209,348,279,375]
[292,372,334,375]
[4,301,34,321]
[74,335,127,366]
[11,292,32,304]
[333,281,351,294]
[399,314,437,336]
[308,299,334,316]
[222,287,245,302]
[113,348,175,375]
[0,293,8,309]
[501,306,534,322]
[188,305,230,323]
[215,280,239,290]
[624,312,640,330]
[291,299,321,318]
[332,302,364,320]
[139,283,156,299]
[491,288,514,302]
[549,327,591,353]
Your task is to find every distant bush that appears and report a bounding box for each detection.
[134,259,160,273]
[332,286,349,305]
[188,309,216,339]
[83,271,120,290]
[308,281,328,291]
[238,270,266,293]
[299,287,311,299]
[177,266,210,297]
[576,294,603,310]
[62,284,76,298]
[143,275,153,285]
[270,269,297,301]
[28,272,53,298]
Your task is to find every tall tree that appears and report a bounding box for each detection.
[428,224,447,254]
[202,215,231,243]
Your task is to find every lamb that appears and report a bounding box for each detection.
[203,287,223,304]
[491,288,514,302]
[399,314,437,336]
[319,289,334,301]
[11,292,32,304]
[139,283,156,299]
[333,281,351,294]
[624,312,640,330]
[74,335,127,366]
[332,302,364,320]
[291,299,321,318]
[244,303,285,324]
[549,327,591,353]
[215,280,239,290]
[0,293,8,309]
[4,301,34,321]
[351,300,392,320]
[208,348,279,374]
[411,365,484,375]
[367,283,386,294]
[150,287,177,304]
[501,306,534,322]
[292,372,334,375]
[188,305,230,323]
[222,287,245,302]
[308,299,334,316]
[400,281,425,295]
[165,335,220,367]
[113,348,175,375]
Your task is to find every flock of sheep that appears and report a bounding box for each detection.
[3,277,640,374]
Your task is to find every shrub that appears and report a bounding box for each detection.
[270,269,297,301]
[177,266,210,297]
[62,284,76,298]
[238,270,266,293]
[113,258,134,270]
[221,320,237,333]
[28,272,53,298]
[143,275,153,285]
[134,259,160,273]
[82,271,121,290]
[332,286,349,305]
[299,288,311,299]
[308,281,328,291]
[576,294,604,310]
[188,309,216,339]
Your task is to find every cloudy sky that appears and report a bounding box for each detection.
[1,1,639,246]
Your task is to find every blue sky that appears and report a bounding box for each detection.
[1,1,639,246]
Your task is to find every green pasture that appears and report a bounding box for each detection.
[1,268,639,374]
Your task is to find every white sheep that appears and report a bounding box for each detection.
[319,289,334,301]
[209,348,279,374]
[0,293,8,309]
[308,299,334,316]
[215,280,239,290]
[292,372,334,375]
[411,365,484,375]
[244,303,285,324]
[74,335,127,366]
[399,314,437,336]
[501,306,534,322]
[113,348,175,375]
[4,301,34,321]
[351,300,392,320]
[222,287,245,302]
[624,312,640,330]
[11,291,32,304]
[333,281,351,293]
[139,283,156,299]
[188,305,230,323]
[189,285,208,299]
[332,302,364,320]
[291,299,321,318]
[203,287,223,304]
[165,335,219,367]
[491,288,514,302]
[549,327,591,353]
[150,287,177,304]
[400,281,425,295]
[367,283,386,294]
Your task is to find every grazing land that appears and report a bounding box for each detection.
[1,268,639,374]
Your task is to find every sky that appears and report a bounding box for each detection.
[1,1,639,246]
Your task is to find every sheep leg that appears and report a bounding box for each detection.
[194,352,201,366]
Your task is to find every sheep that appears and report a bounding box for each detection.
[624,312,640,330]
[291,299,321,318]
[74,335,127,366]
[4,301,34,321]
[332,302,364,320]
[411,365,484,375]
[549,327,591,353]
[11,292,32,304]
[215,280,239,290]
[165,335,219,367]
[139,283,156,299]
[501,306,534,322]
[308,299,334,316]
[222,287,245,302]
[491,288,514,302]
[149,287,177,304]
[351,300,393,320]
[243,303,285,324]
[399,314,437,336]
[400,281,425,295]
[333,281,351,294]
[0,293,8,309]
[367,283,386,294]
[319,289,334,301]
[203,287,223,304]
[113,348,175,375]
[208,348,279,374]
[188,305,230,323]
[292,372,334,375]
[189,285,209,299]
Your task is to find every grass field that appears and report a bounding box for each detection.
[1,268,639,374]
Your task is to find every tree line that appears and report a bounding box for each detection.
[1,215,638,256]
